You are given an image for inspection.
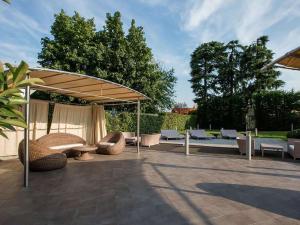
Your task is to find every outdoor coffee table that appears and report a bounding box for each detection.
[125,137,141,145]
[72,145,97,161]
[260,143,285,159]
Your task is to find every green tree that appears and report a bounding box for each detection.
[218,40,244,97]
[96,12,127,83]
[0,61,43,138]
[38,10,176,112]
[190,36,284,129]
[190,41,225,102]
[190,41,225,126]
[124,19,176,112]
[240,36,283,101]
[38,10,104,76]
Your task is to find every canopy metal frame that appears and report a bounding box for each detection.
[23,68,146,187]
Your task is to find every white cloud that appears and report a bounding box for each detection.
[0,8,49,40]
[280,69,300,91]
[40,0,107,29]
[235,0,298,44]
[155,52,190,77]
[183,0,228,31]
[0,43,38,66]
[271,28,300,58]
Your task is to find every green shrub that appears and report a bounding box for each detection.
[106,111,197,134]
[287,129,300,139]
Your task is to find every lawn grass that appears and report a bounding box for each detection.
[179,129,288,140]
[254,131,288,140]
[206,130,288,140]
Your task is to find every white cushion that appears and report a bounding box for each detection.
[49,143,83,150]
[98,142,115,147]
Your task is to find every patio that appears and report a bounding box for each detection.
[1,144,300,225]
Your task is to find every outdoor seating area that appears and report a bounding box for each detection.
[1,2,300,224]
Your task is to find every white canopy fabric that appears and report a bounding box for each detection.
[263,46,300,71]
[29,68,149,103]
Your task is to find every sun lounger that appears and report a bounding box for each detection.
[190,129,214,139]
[221,129,238,139]
[161,130,184,140]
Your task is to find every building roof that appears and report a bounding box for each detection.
[29,68,149,103]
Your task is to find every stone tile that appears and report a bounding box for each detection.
[209,212,257,225]
[0,145,300,224]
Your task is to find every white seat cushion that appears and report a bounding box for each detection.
[49,143,83,150]
[98,142,115,147]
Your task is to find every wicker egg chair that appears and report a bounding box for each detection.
[96,132,125,155]
[37,133,86,158]
[18,139,67,171]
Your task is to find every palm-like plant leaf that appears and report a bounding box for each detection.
[7,97,28,105]
[13,60,28,83]
[0,60,44,139]
[0,88,21,97]
[0,130,8,139]
[16,77,44,87]
[0,119,27,128]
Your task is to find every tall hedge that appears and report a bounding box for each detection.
[254,91,300,131]
[106,112,197,133]
[196,90,300,131]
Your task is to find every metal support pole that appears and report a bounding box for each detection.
[255,128,258,136]
[185,130,189,155]
[24,82,30,187]
[246,131,251,161]
[137,100,140,154]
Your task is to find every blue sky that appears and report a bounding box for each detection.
[1,0,300,107]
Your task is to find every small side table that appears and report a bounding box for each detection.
[72,145,97,161]
[260,143,284,159]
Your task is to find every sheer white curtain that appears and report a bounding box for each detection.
[50,103,107,144]
[91,105,107,144]
[30,100,49,140]
[50,104,92,141]
[0,100,49,157]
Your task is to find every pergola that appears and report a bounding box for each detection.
[263,46,300,71]
[23,67,149,187]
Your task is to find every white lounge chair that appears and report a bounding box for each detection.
[190,129,214,139]
[161,130,184,140]
[221,129,238,139]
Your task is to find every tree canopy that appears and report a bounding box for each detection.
[189,36,295,130]
[38,10,176,112]
[190,36,283,103]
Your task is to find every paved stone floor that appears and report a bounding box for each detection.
[0,144,300,225]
